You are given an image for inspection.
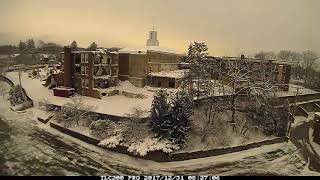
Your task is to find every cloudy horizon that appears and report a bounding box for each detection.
[0,0,319,56]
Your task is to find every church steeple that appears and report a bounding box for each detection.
[146,27,159,46]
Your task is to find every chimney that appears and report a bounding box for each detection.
[63,46,72,87]
[240,54,245,59]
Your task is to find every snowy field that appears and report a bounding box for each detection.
[1,81,320,175]
[5,71,154,117]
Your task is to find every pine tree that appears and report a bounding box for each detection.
[18,41,27,52]
[88,42,98,51]
[167,91,193,145]
[70,40,78,51]
[150,89,170,136]
[184,42,209,99]
[26,38,36,52]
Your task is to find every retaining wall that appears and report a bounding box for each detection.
[44,103,149,122]
[169,137,288,161]
[194,93,320,107]
[49,122,100,145]
[49,122,288,162]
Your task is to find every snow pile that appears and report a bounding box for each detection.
[127,137,180,156]
[98,134,123,148]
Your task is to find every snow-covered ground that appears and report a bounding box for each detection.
[275,84,319,97]
[6,71,153,117]
[0,87,320,175]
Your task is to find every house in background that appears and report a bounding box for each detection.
[39,54,57,64]
[201,56,291,91]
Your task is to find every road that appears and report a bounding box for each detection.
[290,119,320,171]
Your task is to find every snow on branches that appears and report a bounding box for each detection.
[150,89,193,145]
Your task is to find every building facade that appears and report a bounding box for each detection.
[57,47,119,98]
[118,30,184,87]
[202,56,291,91]
[118,48,183,87]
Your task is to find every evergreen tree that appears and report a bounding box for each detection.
[184,42,209,99]
[150,89,170,136]
[26,38,36,51]
[88,42,98,50]
[18,41,27,52]
[70,40,78,51]
[167,91,193,144]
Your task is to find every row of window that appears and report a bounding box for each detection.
[149,54,179,62]
[81,66,89,75]
[81,53,90,63]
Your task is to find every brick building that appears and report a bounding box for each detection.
[202,56,291,91]
[118,47,183,87]
[118,30,184,87]
[56,47,119,98]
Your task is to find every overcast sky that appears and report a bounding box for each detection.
[0,0,319,56]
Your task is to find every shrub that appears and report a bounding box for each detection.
[89,120,118,139]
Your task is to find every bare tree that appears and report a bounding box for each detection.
[193,99,226,143]
[224,58,277,130]
[254,51,276,60]
[122,106,150,144]
[302,50,318,86]
[54,97,96,127]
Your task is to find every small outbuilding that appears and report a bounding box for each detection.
[53,87,75,98]
[147,69,187,88]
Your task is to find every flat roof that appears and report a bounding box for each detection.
[119,46,184,55]
[148,69,188,79]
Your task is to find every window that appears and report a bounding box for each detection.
[81,53,85,63]
[81,66,89,75]
[81,66,85,74]
[75,66,81,74]
[75,54,81,64]
[85,66,89,75]
[169,81,175,88]
[85,53,89,63]
[82,79,90,88]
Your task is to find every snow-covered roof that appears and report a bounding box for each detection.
[119,46,183,55]
[148,69,188,79]
[53,87,75,91]
[71,49,119,55]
